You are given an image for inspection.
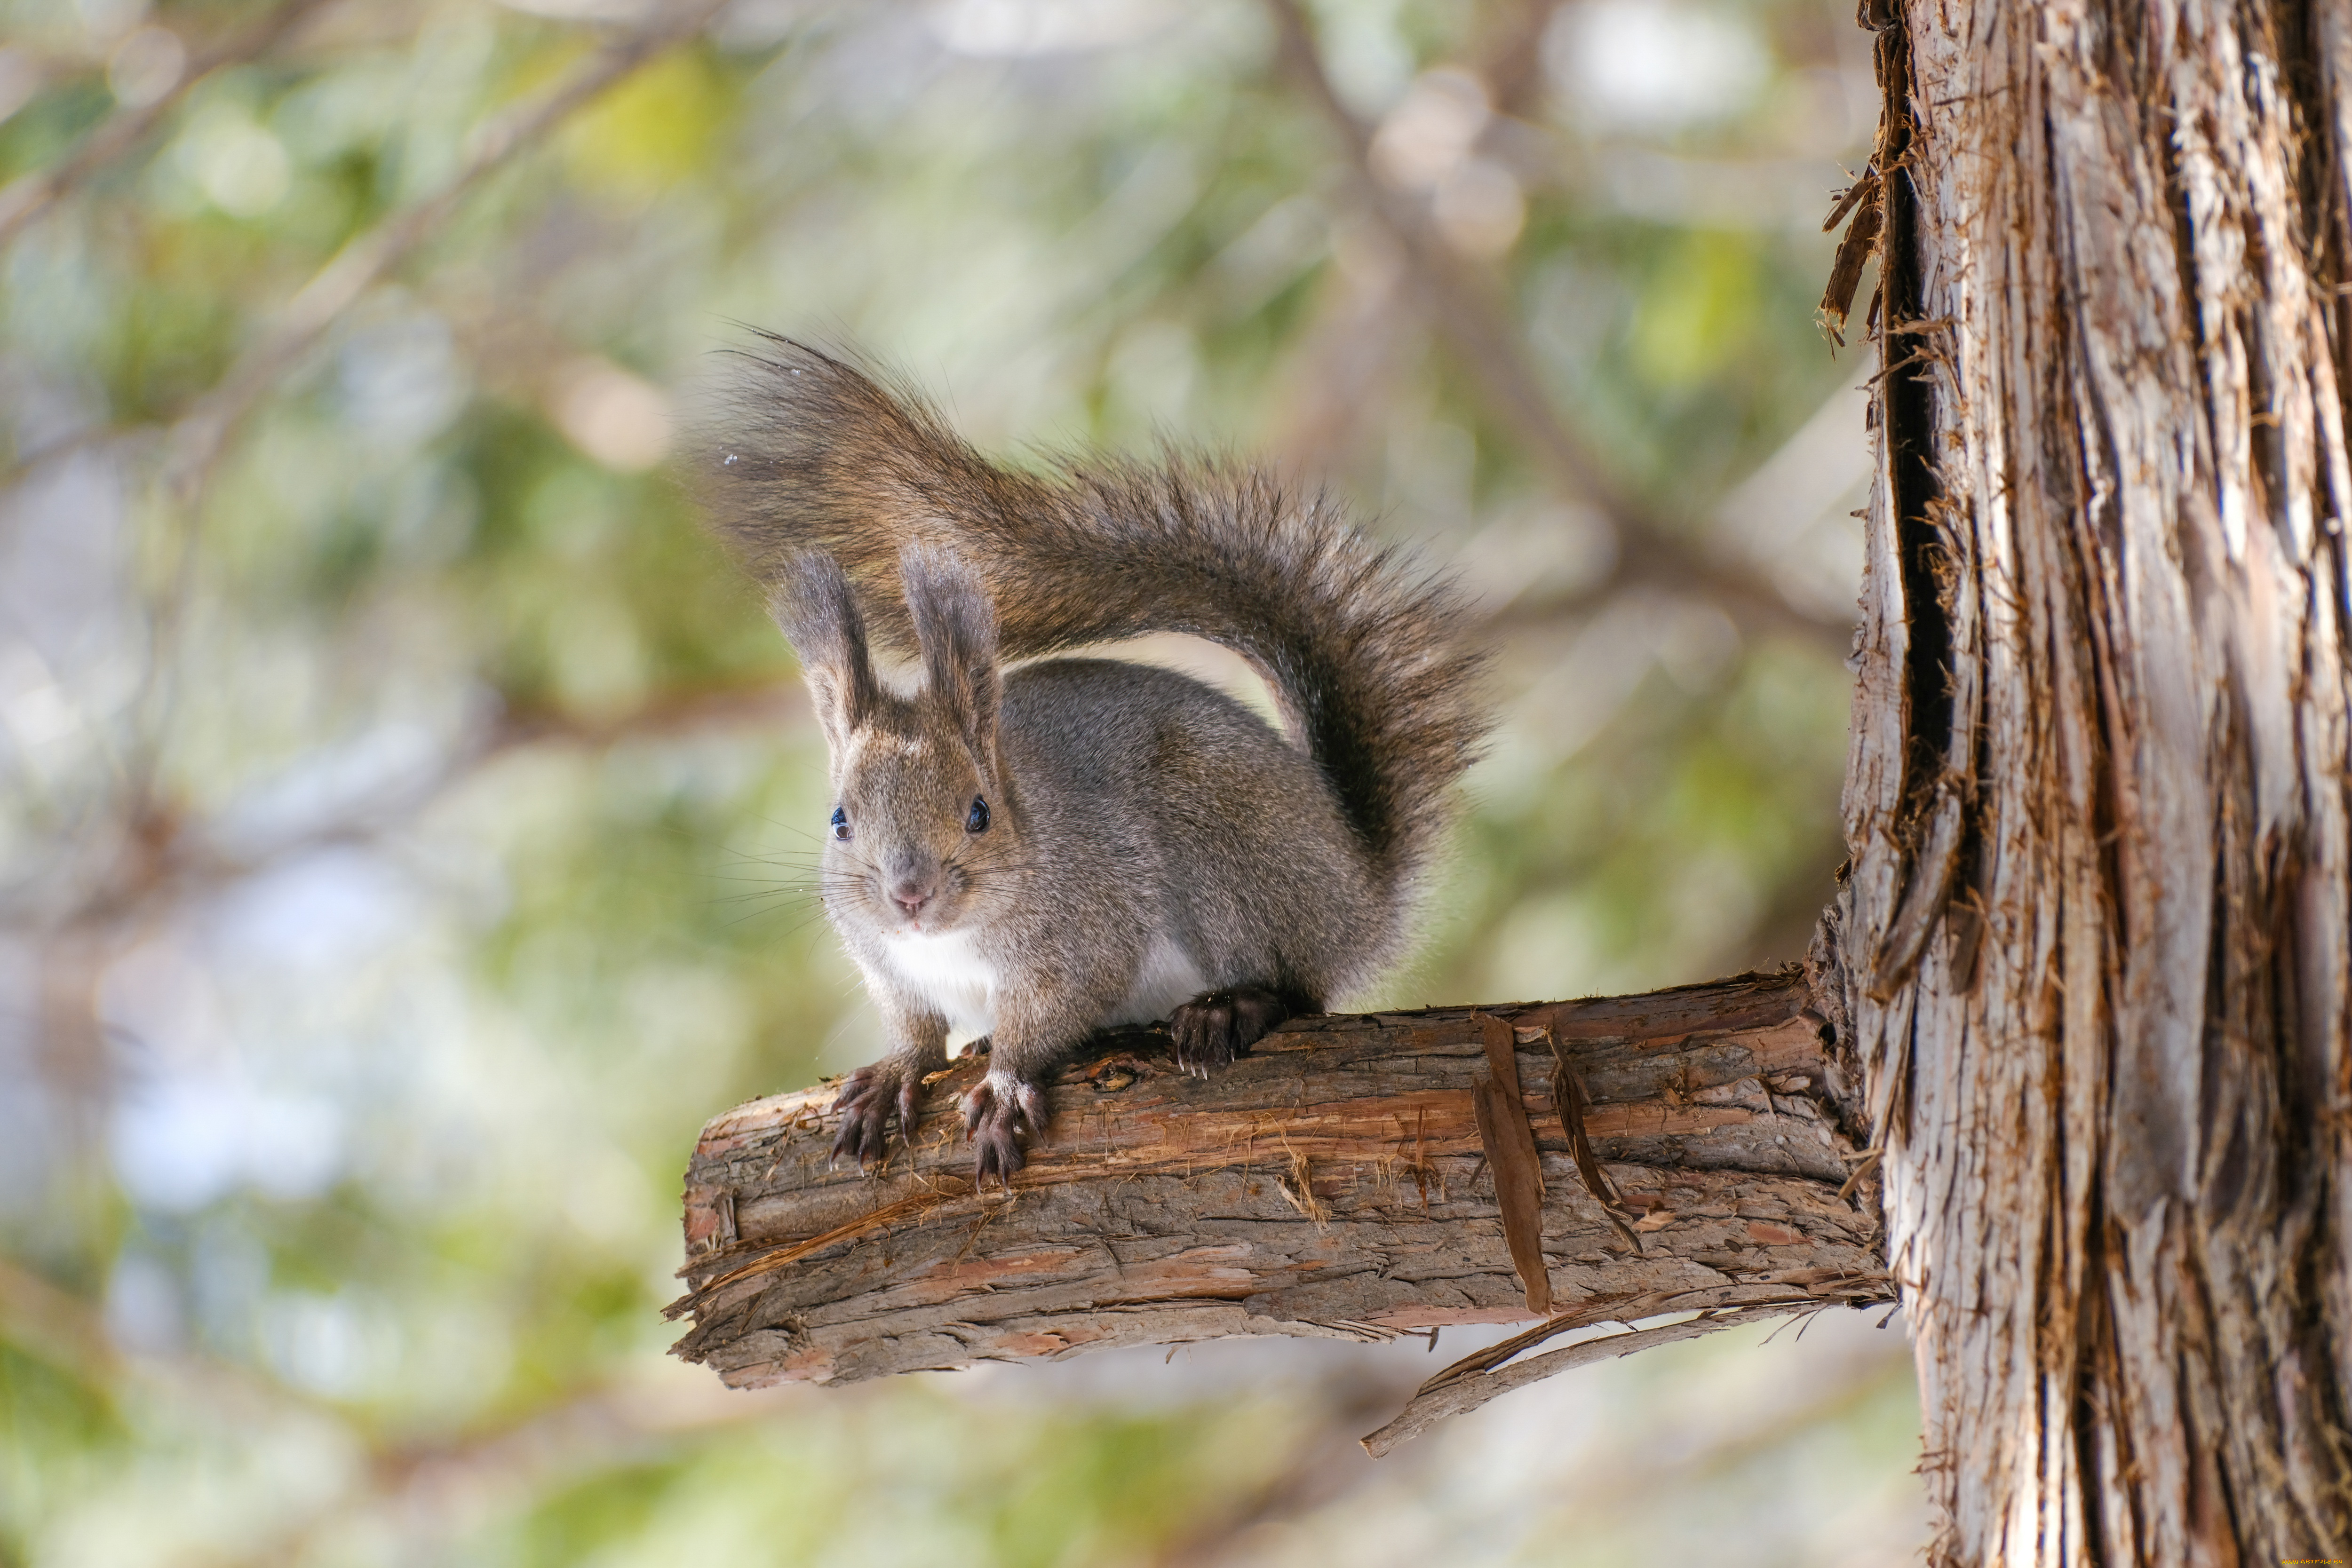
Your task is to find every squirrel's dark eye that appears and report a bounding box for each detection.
[965,796,990,834]
[829,806,850,841]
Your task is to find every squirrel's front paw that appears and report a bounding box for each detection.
[1170,987,1291,1077]
[961,1071,1047,1186]
[830,1061,923,1170]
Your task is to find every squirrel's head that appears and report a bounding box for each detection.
[771,547,1014,936]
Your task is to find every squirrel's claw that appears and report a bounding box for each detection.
[829,1064,919,1171]
[1170,987,1290,1077]
[962,1074,1046,1187]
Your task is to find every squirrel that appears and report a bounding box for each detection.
[696,335,1488,1182]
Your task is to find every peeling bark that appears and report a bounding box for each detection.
[669,974,1891,1390]
[1836,0,2352,1558]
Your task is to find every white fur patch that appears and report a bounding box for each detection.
[1105,933,1208,1026]
[882,928,1207,1038]
[880,926,997,1039]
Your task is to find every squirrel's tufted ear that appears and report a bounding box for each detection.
[769,554,880,759]
[901,545,1000,771]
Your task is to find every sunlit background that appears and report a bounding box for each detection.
[0,0,1919,1561]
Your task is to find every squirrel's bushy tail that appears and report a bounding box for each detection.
[699,334,1488,892]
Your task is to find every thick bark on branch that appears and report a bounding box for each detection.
[669,972,1891,1390]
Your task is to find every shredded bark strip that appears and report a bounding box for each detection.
[1470,1012,1553,1314]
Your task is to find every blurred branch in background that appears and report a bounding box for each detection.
[0,1252,792,1568]
[1264,0,1852,649]
[0,0,339,250]
[158,0,732,500]
[136,0,730,843]
[3,0,742,1338]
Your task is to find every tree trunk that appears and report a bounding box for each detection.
[1836,0,2352,1560]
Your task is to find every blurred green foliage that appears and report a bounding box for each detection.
[0,0,1914,1561]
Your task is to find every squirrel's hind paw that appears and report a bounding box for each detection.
[829,1062,922,1171]
[1170,988,1291,1077]
[962,1074,1046,1186]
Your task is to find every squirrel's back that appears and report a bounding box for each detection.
[995,656,1390,995]
[697,334,1489,904]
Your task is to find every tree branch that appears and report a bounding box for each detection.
[0,0,341,253]
[103,0,732,824]
[1261,0,1852,650]
[160,0,731,503]
[667,969,1889,1439]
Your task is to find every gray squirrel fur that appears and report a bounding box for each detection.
[697,335,1488,1181]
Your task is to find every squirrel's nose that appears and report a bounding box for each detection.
[883,851,943,919]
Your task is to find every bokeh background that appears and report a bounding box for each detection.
[0,0,1921,1561]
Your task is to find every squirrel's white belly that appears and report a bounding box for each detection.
[1104,934,1209,1027]
[880,927,997,1040]
[880,928,1208,1038]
